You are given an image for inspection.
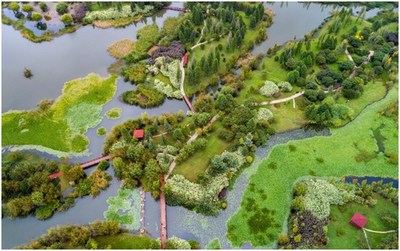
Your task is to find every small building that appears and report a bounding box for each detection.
[182,53,189,66]
[349,212,368,229]
[133,129,144,139]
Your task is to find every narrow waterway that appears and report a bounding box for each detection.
[1,2,384,248]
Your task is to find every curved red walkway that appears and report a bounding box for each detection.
[48,155,114,179]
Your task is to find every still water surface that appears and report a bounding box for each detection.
[1,2,383,248]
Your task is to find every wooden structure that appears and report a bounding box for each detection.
[183,95,195,112]
[133,129,145,139]
[48,155,114,179]
[160,176,167,249]
[349,212,368,229]
[182,53,189,66]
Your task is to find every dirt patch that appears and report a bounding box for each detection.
[236,53,256,67]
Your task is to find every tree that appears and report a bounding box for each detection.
[31,12,42,21]
[39,2,48,12]
[172,128,184,140]
[22,4,33,12]
[9,2,20,13]
[31,191,44,206]
[342,79,363,99]
[61,14,73,26]
[64,165,85,183]
[56,2,68,15]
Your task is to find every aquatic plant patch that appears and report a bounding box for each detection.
[83,5,154,23]
[121,85,165,108]
[107,39,135,59]
[97,127,107,136]
[2,73,118,154]
[105,107,122,120]
[103,188,141,231]
[227,87,398,247]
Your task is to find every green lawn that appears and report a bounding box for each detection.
[2,73,118,154]
[327,193,398,249]
[173,123,231,183]
[227,86,398,248]
[94,233,158,249]
[267,102,307,133]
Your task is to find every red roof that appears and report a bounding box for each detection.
[133,129,144,139]
[48,172,63,179]
[349,212,368,229]
[182,53,189,66]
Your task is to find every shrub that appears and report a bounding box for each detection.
[30,12,42,21]
[22,4,33,12]
[121,63,147,85]
[166,237,191,249]
[9,2,19,12]
[61,14,73,26]
[39,2,48,12]
[294,234,302,243]
[97,127,107,136]
[256,108,273,123]
[278,233,289,245]
[121,85,165,108]
[56,2,69,15]
[97,160,110,171]
[278,81,293,92]
[260,80,279,97]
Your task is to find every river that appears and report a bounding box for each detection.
[0,2,383,248]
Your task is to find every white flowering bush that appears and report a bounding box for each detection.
[155,145,178,155]
[156,153,173,171]
[164,174,229,215]
[278,81,293,92]
[84,5,154,23]
[153,57,180,88]
[256,108,274,122]
[153,79,183,99]
[260,80,279,97]
[301,179,356,219]
[166,237,191,249]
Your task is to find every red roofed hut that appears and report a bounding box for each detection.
[349,212,368,229]
[133,129,144,139]
[182,53,189,67]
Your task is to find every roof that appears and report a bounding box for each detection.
[133,129,144,139]
[48,172,62,179]
[349,212,368,229]
[182,53,189,66]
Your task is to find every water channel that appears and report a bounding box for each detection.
[1,2,385,248]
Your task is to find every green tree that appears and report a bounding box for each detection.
[61,14,73,26]
[39,2,48,12]
[22,3,33,12]
[31,191,44,206]
[9,2,20,13]
[64,165,85,183]
[31,12,42,21]
[56,2,68,15]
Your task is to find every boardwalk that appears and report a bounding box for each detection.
[253,91,305,106]
[179,57,195,113]
[140,188,146,234]
[160,176,167,249]
[48,155,114,179]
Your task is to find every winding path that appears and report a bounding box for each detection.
[253,91,305,106]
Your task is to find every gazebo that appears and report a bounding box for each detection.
[133,129,144,139]
[349,212,368,229]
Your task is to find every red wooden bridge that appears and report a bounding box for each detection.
[160,175,167,249]
[183,95,195,113]
[48,155,114,179]
[162,6,187,12]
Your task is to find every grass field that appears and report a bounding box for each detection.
[2,74,118,153]
[327,193,398,249]
[226,86,398,248]
[173,125,231,183]
[94,234,158,249]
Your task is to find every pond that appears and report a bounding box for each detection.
[1,2,383,248]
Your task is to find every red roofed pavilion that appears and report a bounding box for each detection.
[349,212,368,229]
[133,129,144,139]
[182,53,189,66]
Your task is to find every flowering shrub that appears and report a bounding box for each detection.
[301,179,355,219]
[256,108,274,122]
[84,5,154,23]
[278,81,293,92]
[164,173,229,215]
[153,79,183,99]
[155,145,178,155]
[260,80,279,97]
[166,237,191,249]
[150,41,185,64]
[208,150,245,175]
[150,57,181,88]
